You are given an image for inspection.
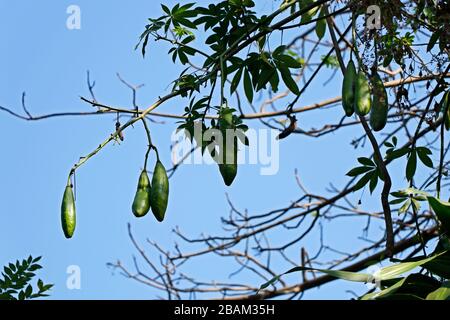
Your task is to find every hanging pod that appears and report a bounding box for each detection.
[354,70,372,116]
[61,178,76,239]
[369,72,389,131]
[132,170,151,217]
[150,161,169,222]
[219,136,238,186]
[341,60,357,117]
[217,106,238,186]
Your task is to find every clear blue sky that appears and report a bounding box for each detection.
[0,0,421,299]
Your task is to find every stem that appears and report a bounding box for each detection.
[141,117,153,169]
[220,55,225,105]
[411,199,427,256]
[69,91,172,174]
[437,96,448,198]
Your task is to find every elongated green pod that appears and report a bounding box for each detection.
[369,72,389,131]
[150,161,169,222]
[342,60,356,117]
[61,179,76,239]
[132,170,151,217]
[217,106,238,186]
[354,70,372,116]
[219,139,238,186]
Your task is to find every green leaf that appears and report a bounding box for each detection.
[346,166,374,177]
[426,281,450,300]
[276,55,302,69]
[230,67,243,94]
[315,11,326,39]
[376,251,446,280]
[406,150,417,182]
[398,198,411,214]
[383,54,393,67]
[141,33,150,58]
[42,284,53,292]
[269,70,280,92]
[417,148,433,168]
[357,157,375,167]
[362,273,440,300]
[272,45,286,58]
[427,30,441,52]
[161,4,171,15]
[243,69,253,103]
[369,173,378,194]
[400,187,430,197]
[391,190,408,198]
[178,49,189,65]
[427,197,450,234]
[424,250,450,279]
[37,279,43,291]
[353,171,373,191]
[28,264,42,272]
[300,0,319,23]
[25,285,32,298]
[411,198,421,212]
[256,66,276,91]
[4,267,12,277]
[416,146,432,155]
[259,266,372,291]
[278,65,300,95]
[390,198,407,205]
[385,147,410,161]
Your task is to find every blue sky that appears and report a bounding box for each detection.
[0,0,431,299]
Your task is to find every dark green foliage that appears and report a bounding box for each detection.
[0,256,53,300]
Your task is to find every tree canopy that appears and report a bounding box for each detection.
[2,0,450,300]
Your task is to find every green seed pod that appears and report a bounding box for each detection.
[217,106,238,186]
[342,60,357,117]
[369,72,389,131]
[132,170,151,218]
[354,70,372,116]
[219,139,238,186]
[61,180,76,239]
[150,161,169,222]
